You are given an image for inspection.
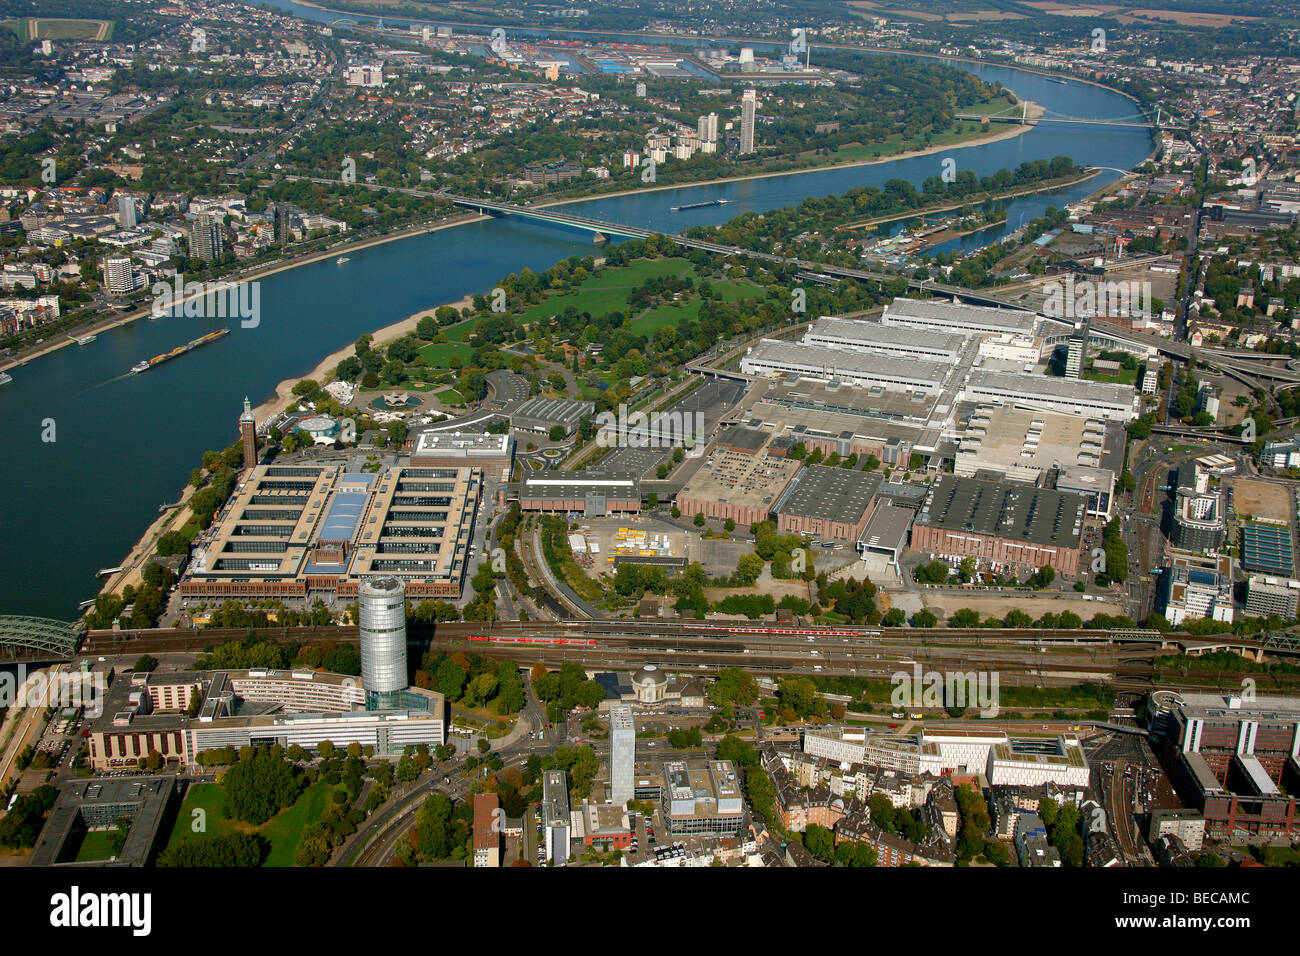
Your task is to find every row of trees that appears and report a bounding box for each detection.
[196,636,361,676]
[418,650,526,715]
[531,660,605,712]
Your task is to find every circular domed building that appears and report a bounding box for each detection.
[631,663,669,704]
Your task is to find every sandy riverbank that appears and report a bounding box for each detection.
[249,294,474,423]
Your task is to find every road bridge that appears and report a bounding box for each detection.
[445,193,1300,386]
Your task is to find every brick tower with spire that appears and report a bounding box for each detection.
[240,396,257,470]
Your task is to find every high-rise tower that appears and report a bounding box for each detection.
[359,577,408,710]
[118,194,137,229]
[239,396,257,470]
[191,211,223,262]
[609,703,635,807]
[740,89,757,155]
[1065,319,1089,379]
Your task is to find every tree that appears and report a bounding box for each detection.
[954,784,991,862]
[396,755,418,783]
[159,832,267,867]
[735,553,764,585]
[777,676,819,718]
[804,823,835,863]
[222,748,306,825]
[694,512,706,527]
[155,530,191,556]
[910,609,938,628]
[548,425,566,442]
[438,657,467,700]
[133,655,159,672]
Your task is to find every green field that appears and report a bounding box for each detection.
[628,277,758,335]
[423,257,761,372]
[161,780,340,867]
[4,17,112,40]
[415,340,476,366]
[436,388,464,405]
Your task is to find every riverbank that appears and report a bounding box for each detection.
[531,105,1043,211]
[249,122,1076,426]
[248,294,474,423]
[285,1,1156,114]
[0,211,489,374]
[839,166,1097,231]
[95,482,200,602]
[0,100,1043,378]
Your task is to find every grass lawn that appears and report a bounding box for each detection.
[440,257,697,346]
[626,278,760,335]
[436,388,464,405]
[416,341,476,368]
[161,780,341,867]
[72,829,121,863]
[1084,363,1139,385]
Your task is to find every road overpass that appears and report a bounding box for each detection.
[443,193,1300,388]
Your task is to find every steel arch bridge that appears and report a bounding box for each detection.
[0,616,84,659]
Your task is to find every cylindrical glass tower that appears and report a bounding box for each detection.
[359,577,407,710]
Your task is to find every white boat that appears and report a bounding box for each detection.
[336,256,351,264]
[0,371,11,386]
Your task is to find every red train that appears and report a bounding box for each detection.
[680,623,875,638]
[469,635,598,647]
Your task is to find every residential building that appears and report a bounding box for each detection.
[473,793,501,867]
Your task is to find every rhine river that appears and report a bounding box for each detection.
[0,9,1156,618]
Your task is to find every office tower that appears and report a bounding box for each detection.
[740,89,756,154]
[239,396,257,470]
[102,255,133,295]
[191,212,223,262]
[117,194,137,229]
[609,704,635,807]
[1065,319,1088,379]
[359,577,408,709]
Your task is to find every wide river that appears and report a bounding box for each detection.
[0,8,1155,618]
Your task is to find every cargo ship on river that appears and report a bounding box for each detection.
[672,198,730,211]
[130,328,229,374]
